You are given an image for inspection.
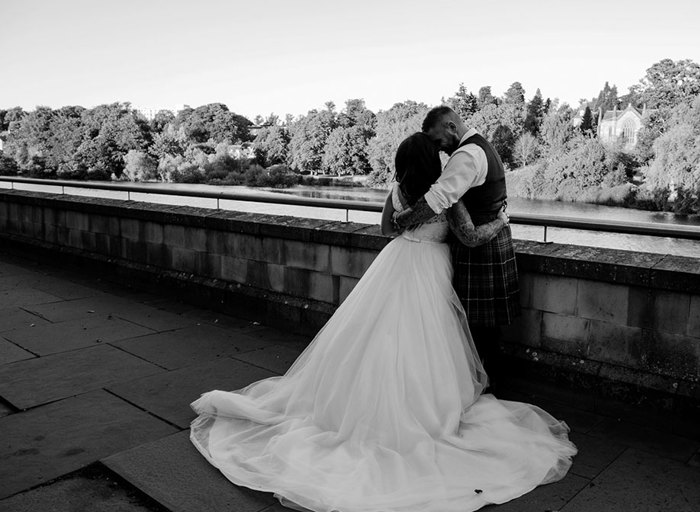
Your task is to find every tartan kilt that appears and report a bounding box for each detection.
[450,225,520,327]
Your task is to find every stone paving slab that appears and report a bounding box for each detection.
[0,344,165,409]
[107,358,277,429]
[567,432,627,480]
[0,338,35,364]
[0,287,64,309]
[5,315,155,355]
[112,325,273,370]
[486,472,590,511]
[587,416,700,462]
[0,464,167,512]
[0,306,50,334]
[0,390,178,500]
[562,448,700,512]
[103,431,276,512]
[23,295,194,332]
[0,273,101,301]
[232,344,304,375]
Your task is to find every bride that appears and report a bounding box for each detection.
[190,132,576,512]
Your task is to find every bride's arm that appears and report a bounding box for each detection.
[381,190,399,236]
[447,201,508,247]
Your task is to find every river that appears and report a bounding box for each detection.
[10,181,700,258]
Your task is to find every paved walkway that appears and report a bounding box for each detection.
[0,247,698,512]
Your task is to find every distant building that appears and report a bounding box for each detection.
[597,104,649,151]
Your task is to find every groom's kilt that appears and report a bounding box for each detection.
[451,225,520,327]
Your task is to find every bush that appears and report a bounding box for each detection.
[0,153,19,176]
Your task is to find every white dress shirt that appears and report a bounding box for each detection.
[424,128,488,214]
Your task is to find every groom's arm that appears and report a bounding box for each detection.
[394,145,488,229]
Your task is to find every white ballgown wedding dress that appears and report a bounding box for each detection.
[190,185,577,512]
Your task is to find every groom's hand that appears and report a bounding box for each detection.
[394,197,438,228]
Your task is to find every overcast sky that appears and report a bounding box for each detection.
[2,0,699,119]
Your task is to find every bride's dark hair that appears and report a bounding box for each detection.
[394,132,442,207]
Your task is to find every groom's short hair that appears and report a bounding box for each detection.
[422,106,459,133]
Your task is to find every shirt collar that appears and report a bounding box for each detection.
[460,128,478,144]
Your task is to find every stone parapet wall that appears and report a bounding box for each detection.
[1,189,698,411]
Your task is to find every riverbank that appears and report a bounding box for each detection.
[505,166,700,218]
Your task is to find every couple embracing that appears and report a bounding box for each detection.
[190,106,577,512]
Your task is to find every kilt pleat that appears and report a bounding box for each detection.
[451,225,520,327]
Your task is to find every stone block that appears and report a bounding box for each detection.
[647,330,700,381]
[204,253,222,278]
[67,228,82,248]
[0,344,163,409]
[541,312,590,357]
[577,279,628,324]
[184,226,207,252]
[221,256,247,283]
[627,285,653,329]
[79,230,96,252]
[229,233,264,261]
[517,272,534,308]
[284,239,330,272]
[531,274,578,315]
[338,276,360,304]
[163,224,186,248]
[689,294,700,337]
[284,267,311,298]
[256,237,283,266]
[330,246,377,279]
[206,229,226,255]
[65,210,89,231]
[266,263,286,293]
[42,222,57,244]
[244,260,271,289]
[586,319,646,369]
[145,242,167,267]
[88,214,110,234]
[170,247,197,273]
[119,217,141,241]
[0,390,177,500]
[502,308,542,347]
[143,221,164,244]
[102,431,275,512]
[308,272,335,304]
[653,290,691,335]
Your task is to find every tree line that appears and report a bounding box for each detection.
[1,58,699,213]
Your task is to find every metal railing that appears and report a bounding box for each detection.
[2,176,700,242]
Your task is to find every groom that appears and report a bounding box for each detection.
[393,106,520,385]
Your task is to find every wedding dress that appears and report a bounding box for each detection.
[190,184,576,512]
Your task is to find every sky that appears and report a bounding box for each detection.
[2,0,699,120]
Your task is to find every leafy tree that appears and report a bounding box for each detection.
[630,58,700,110]
[253,125,290,167]
[323,125,372,175]
[175,103,252,144]
[513,133,540,168]
[287,108,338,173]
[540,106,575,156]
[151,110,175,133]
[443,83,479,120]
[524,89,545,136]
[644,95,700,211]
[504,82,526,106]
[591,81,619,116]
[0,153,19,175]
[477,86,497,109]
[122,150,159,181]
[366,100,429,187]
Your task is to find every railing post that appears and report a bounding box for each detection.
[345,209,349,222]
[544,225,548,243]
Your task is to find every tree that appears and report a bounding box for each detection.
[524,89,545,136]
[540,106,575,156]
[591,81,619,115]
[122,150,158,181]
[514,133,540,168]
[491,125,516,168]
[630,58,700,110]
[287,108,338,173]
[504,82,526,106]
[579,106,594,134]
[477,86,497,109]
[366,100,429,187]
[151,110,175,133]
[175,103,252,144]
[644,95,700,209]
[323,125,373,175]
[444,83,479,120]
[253,125,290,167]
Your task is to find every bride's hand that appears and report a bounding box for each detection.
[497,210,509,226]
